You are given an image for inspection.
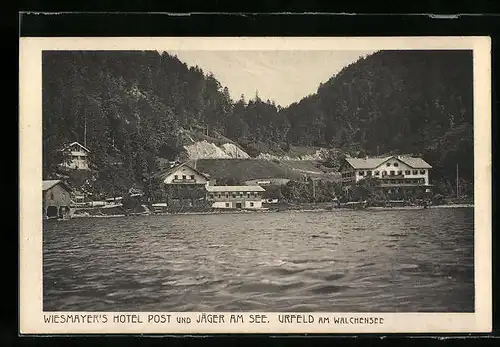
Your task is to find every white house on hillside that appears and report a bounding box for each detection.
[60,142,90,170]
[339,155,432,189]
[161,162,212,186]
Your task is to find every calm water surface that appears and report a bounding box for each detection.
[43,208,474,312]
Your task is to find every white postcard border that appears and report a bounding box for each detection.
[19,36,492,334]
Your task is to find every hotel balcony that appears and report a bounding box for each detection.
[208,195,262,201]
[378,177,428,187]
[171,178,198,183]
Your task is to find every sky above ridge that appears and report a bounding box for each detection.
[168,50,375,107]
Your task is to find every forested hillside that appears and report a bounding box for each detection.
[43,51,287,196]
[43,50,474,198]
[282,50,474,195]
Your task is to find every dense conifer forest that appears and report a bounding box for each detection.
[43,50,474,198]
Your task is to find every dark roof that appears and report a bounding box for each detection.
[397,156,432,169]
[42,180,72,192]
[345,157,392,169]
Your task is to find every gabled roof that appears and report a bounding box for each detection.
[155,161,211,180]
[344,155,432,169]
[345,156,393,169]
[397,156,432,169]
[43,180,71,192]
[62,142,91,153]
[206,185,265,192]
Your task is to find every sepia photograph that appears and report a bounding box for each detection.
[19,37,491,334]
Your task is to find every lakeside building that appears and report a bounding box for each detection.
[206,185,266,209]
[43,180,72,219]
[161,162,212,186]
[338,155,433,195]
[59,142,91,170]
[153,162,214,207]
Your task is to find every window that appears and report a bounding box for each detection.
[405,170,411,175]
[374,171,380,176]
[191,175,195,180]
[50,192,54,200]
[239,193,244,198]
[382,171,387,176]
[250,202,254,207]
[394,162,399,167]
[358,171,364,176]
[390,170,395,176]
[420,170,426,174]
[232,193,236,198]
[247,193,250,198]
[226,193,229,198]
[218,194,221,198]
[397,170,402,175]
[386,163,391,167]
[413,170,418,175]
[367,171,372,176]
[225,203,230,207]
[182,175,186,180]
[174,175,178,180]
[209,194,214,199]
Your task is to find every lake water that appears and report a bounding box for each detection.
[43,208,474,312]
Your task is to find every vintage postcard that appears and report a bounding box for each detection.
[19,36,491,334]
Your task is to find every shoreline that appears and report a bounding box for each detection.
[67,203,474,219]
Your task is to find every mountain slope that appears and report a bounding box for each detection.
[42,51,236,196]
[281,50,474,194]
